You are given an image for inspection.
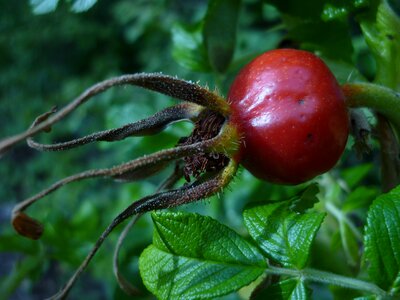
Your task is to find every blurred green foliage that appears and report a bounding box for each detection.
[0,0,396,299]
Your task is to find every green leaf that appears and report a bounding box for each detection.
[360,0,400,89]
[341,164,373,189]
[264,0,354,61]
[253,279,311,300]
[0,255,44,299]
[289,183,320,213]
[70,0,97,12]
[321,0,370,21]
[139,211,266,300]
[203,0,241,73]
[244,202,325,268]
[364,185,400,291]
[0,234,40,255]
[322,58,367,84]
[30,0,59,14]
[342,186,379,212]
[29,0,97,14]
[171,22,211,72]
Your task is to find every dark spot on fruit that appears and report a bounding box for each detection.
[306,133,313,143]
[298,99,305,105]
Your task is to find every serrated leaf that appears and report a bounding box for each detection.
[253,279,311,300]
[289,183,320,213]
[244,202,325,268]
[203,0,241,73]
[30,0,59,14]
[171,22,211,72]
[139,211,266,300]
[364,185,400,291]
[70,0,97,12]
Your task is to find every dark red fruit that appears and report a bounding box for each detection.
[228,49,349,184]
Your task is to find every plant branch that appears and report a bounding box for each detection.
[376,114,400,191]
[325,202,363,242]
[265,266,388,297]
[343,82,400,190]
[342,82,400,136]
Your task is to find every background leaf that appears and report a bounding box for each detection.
[264,0,354,61]
[139,211,266,300]
[359,0,400,89]
[341,164,373,189]
[203,0,241,73]
[30,0,59,14]
[29,0,97,13]
[364,185,400,292]
[172,22,211,72]
[342,186,379,212]
[70,0,97,12]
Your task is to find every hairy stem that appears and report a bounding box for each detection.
[265,266,388,297]
[112,164,183,296]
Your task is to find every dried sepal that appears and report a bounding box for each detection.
[28,103,203,152]
[0,73,229,157]
[12,126,230,238]
[11,212,44,240]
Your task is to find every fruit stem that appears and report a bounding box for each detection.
[265,265,389,297]
[343,82,400,190]
[342,82,400,136]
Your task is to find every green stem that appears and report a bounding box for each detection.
[325,202,363,242]
[342,82,400,190]
[342,82,400,135]
[265,266,388,297]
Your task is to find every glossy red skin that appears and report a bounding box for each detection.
[228,49,349,185]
